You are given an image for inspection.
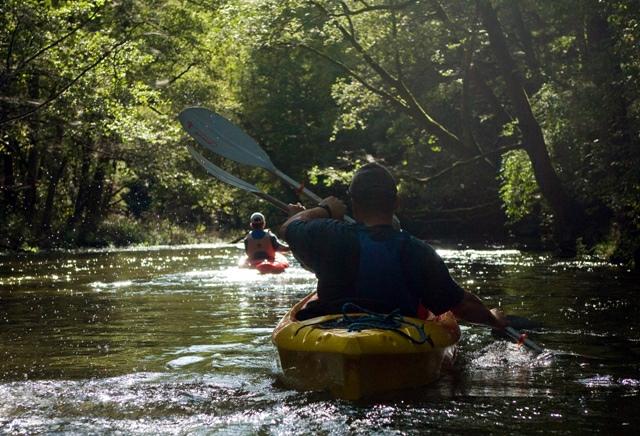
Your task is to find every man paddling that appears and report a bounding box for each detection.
[244,212,289,263]
[281,162,507,329]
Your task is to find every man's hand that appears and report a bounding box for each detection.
[490,308,509,330]
[281,196,347,236]
[318,196,346,220]
[287,202,305,217]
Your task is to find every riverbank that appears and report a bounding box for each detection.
[0,215,240,255]
[1,213,636,271]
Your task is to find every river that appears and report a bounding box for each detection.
[1,244,638,434]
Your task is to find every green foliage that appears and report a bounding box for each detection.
[308,162,358,189]
[499,150,540,223]
[95,215,217,247]
[0,0,639,265]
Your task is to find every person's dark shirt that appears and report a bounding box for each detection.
[285,219,464,319]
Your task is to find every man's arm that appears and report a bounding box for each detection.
[418,243,507,330]
[451,291,507,330]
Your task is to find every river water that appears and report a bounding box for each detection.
[0,244,638,434]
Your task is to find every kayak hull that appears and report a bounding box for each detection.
[272,293,460,400]
[254,260,288,274]
[241,254,289,274]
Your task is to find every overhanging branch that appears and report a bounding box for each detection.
[15,7,103,74]
[295,43,409,110]
[412,143,519,184]
[328,0,418,17]
[1,39,130,126]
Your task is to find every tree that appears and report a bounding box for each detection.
[240,0,638,256]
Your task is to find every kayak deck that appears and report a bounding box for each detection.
[272,293,460,400]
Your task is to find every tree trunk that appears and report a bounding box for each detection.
[78,157,108,244]
[582,4,638,248]
[67,141,93,233]
[2,150,17,211]
[508,2,543,93]
[39,158,67,241]
[585,9,634,149]
[23,73,41,228]
[476,0,584,253]
[23,144,40,226]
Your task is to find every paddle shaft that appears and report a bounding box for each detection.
[274,168,321,202]
[254,191,290,213]
[504,326,544,354]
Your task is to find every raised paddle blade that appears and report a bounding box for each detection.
[179,108,275,171]
[180,107,356,223]
[187,145,290,213]
[187,145,261,193]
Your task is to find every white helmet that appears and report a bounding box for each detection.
[250,212,265,224]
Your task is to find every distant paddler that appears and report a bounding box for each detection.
[242,212,290,274]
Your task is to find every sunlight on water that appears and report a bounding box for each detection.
[62,243,231,254]
[469,341,552,369]
[91,280,134,291]
[437,248,528,265]
[1,244,639,433]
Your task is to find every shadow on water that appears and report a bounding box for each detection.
[1,244,639,433]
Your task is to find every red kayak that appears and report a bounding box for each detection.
[242,254,289,274]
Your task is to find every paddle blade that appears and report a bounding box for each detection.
[187,145,260,193]
[179,107,275,171]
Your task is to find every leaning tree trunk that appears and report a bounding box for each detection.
[476,0,584,253]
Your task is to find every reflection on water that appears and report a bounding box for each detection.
[1,244,639,433]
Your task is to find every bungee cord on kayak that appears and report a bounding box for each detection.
[294,303,435,347]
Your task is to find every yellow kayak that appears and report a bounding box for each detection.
[272,293,461,400]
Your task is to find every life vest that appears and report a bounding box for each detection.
[245,229,276,261]
[354,227,416,315]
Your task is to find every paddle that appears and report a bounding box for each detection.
[179,107,356,224]
[179,108,323,200]
[184,113,541,352]
[229,234,246,244]
[187,145,289,213]
[504,326,544,354]
[489,315,544,354]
